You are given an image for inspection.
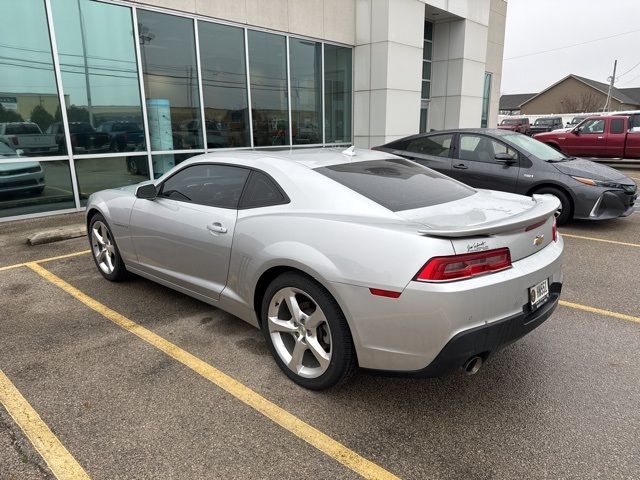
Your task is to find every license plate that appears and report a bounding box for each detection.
[529,279,549,309]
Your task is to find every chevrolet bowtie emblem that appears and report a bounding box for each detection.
[533,235,544,246]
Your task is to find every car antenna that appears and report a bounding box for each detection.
[342,145,356,157]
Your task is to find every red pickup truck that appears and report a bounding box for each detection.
[533,114,640,158]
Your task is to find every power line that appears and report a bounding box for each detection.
[504,28,640,61]
[616,60,640,78]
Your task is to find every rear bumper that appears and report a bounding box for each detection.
[332,237,564,372]
[366,283,561,378]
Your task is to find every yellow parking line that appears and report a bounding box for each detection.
[0,370,90,480]
[560,233,640,248]
[0,250,90,272]
[559,300,640,325]
[25,262,400,480]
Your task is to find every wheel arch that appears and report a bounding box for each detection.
[527,182,575,216]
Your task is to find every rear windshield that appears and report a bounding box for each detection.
[315,158,474,212]
[534,118,557,125]
[5,123,41,134]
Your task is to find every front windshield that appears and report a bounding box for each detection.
[502,133,566,162]
[571,117,585,125]
[534,118,555,125]
[500,119,519,125]
[0,142,18,156]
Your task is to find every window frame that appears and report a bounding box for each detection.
[156,161,289,210]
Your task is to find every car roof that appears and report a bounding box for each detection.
[179,147,392,170]
[385,128,514,142]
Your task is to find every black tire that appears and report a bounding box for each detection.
[260,272,356,390]
[534,186,572,225]
[88,213,128,281]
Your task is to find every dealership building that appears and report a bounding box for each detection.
[0,0,506,221]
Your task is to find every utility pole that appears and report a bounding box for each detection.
[603,59,617,112]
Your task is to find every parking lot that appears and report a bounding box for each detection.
[1,170,639,480]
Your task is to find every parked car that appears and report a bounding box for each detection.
[86,148,563,389]
[534,114,640,159]
[374,129,637,224]
[529,117,564,135]
[498,118,531,135]
[46,122,111,154]
[0,141,45,195]
[0,122,57,156]
[567,115,588,127]
[97,121,145,152]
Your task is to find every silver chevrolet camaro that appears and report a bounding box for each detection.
[86,148,563,389]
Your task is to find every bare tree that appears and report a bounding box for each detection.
[560,91,602,113]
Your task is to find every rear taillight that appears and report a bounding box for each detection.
[552,216,558,242]
[415,248,512,282]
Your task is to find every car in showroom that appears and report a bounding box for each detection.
[0,141,45,196]
[86,148,563,389]
[375,130,637,224]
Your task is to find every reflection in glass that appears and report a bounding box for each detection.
[198,22,250,148]
[75,154,149,205]
[51,0,145,155]
[0,157,75,218]
[152,152,202,178]
[324,45,352,143]
[290,39,322,145]
[0,1,63,157]
[248,31,289,147]
[138,10,202,151]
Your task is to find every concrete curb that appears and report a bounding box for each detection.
[27,225,86,246]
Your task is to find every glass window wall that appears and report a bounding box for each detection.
[51,0,145,155]
[248,31,289,147]
[324,45,352,143]
[0,1,352,221]
[290,39,322,145]
[198,22,250,149]
[138,10,203,151]
[0,1,63,157]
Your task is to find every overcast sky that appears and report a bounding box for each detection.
[501,0,640,94]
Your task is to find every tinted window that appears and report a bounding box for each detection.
[198,21,250,148]
[406,134,452,157]
[0,1,63,157]
[324,45,352,143]
[290,38,322,145]
[160,164,249,208]
[459,134,517,163]
[248,31,289,146]
[610,118,625,134]
[579,119,605,134]
[51,0,144,154]
[239,171,287,208]
[316,159,474,212]
[138,10,203,150]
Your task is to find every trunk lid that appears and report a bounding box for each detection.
[396,190,559,262]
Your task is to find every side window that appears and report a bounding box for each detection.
[458,134,517,163]
[159,164,250,208]
[239,171,288,209]
[610,118,625,134]
[579,119,605,134]
[406,134,453,157]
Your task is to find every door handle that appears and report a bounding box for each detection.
[453,163,468,170]
[207,222,227,234]
[597,136,604,139]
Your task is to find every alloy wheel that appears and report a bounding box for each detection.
[267,287,332,379]
[91,221,116,275]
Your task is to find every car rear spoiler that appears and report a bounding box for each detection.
[417,194,560,237]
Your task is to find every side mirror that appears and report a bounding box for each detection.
[15,149,24,157]
[135,183,157,199]
[572,128,580,135]
[495,152,517,165]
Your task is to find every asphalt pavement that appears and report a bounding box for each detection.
[1,202,639,479]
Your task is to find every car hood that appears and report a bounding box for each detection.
[0,160,41,172]
[552,158,633,183]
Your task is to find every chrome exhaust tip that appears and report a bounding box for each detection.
[463,356,483,376]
